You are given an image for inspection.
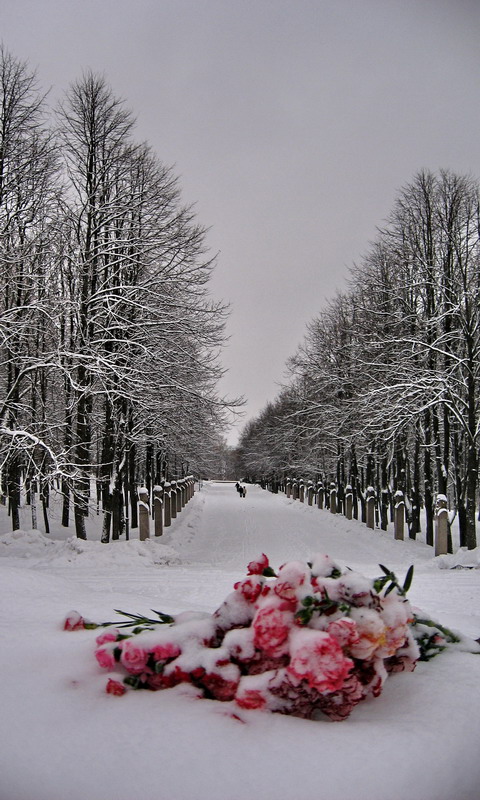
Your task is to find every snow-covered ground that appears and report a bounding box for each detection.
[1,481,479,800]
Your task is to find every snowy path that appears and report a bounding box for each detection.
[0,481,480,800]
[166,481,480,638]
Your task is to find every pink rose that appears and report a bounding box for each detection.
[150,642,181,662]
[253,605,293,657]
[95,630,120,646]
[95,647,116,670]
[349,608,386,660]
[234,576,263,604]
[273,562,308,605]
[287,629,353,693]
[106,678,126,696]
[120,639,149,674]
[247,554,269,575]
[327,618,360,649]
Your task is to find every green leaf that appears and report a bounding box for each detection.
[124,675,142,689]
[330,568,342,579]
[151,610,175,624]
[373,576,388,593]
[262,566,277,577]
[403,565,414,594]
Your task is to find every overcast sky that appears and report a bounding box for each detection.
[2,0,480,444]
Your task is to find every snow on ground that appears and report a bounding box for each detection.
[0,481,479,800]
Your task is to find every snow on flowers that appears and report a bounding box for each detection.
[63,553,467,721]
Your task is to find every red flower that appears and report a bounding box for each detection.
[273,562,308,604]
[247,554,269,575]
[253,605,293,658]
[200,672,239,701]
[95,647,116,670]
[234,576,263,604]
[95,630,120,646]
[106,678,126,696]
[63,611,86,631]
[327,618,360,650]
[120,639,149,674]
[150,642,181,662]
[287,629,353,693]
[236,688,267,710]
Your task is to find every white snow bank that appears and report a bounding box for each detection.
[0,528,57,558]
[0,529,181,569]
[435,546,480,570]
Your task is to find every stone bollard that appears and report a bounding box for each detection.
[307,481,314,506]
[286,479,291,499]
[329,483,337,514]
[292,480,298,500]
[435,495,449,555]
[345,485,353,520]
[299,480,305,503]
[394,490,405,541]
[138,487,150,541]
[170,480,177,519]
[153,486,163,537]
[366,487,375,530]
[317,482,324,509]
[163,482,171,527]
[176,479,183,513]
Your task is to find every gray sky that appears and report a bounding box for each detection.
[2,0,480,444]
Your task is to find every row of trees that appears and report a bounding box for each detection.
[0,47,235,539]
[237,170,480,549]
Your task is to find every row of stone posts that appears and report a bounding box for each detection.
[282,477,452,555]
[137,476,195,541]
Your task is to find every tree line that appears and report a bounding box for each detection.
[0,47,234,539]
[236,170,480,550]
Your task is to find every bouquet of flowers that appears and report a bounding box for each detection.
[63,553,468,720]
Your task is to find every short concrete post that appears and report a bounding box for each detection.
[153,486,163,537]
[307,481,314,506]
[345,485,353,520]
[286,479,291,498]
[292,480,298,500]
[170,480,177,519]
[435,495,449,555]
[163,482,171,527]
[176,479,183,513]
[366,487,375,530]
[317,482,324,509]
[299,480,305,503]
[138,487,150,541]
[330,483,337,514]
[394,490,404,541]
